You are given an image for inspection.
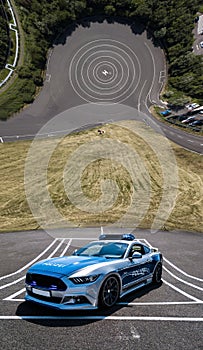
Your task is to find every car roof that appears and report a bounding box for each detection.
[91,239,141,244]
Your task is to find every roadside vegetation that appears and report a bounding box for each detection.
[0,122,202,233]
[0,0,9,71]
[0,0,203,119]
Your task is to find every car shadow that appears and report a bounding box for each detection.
[15,282,162,327]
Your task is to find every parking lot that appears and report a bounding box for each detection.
[0,228,202,349]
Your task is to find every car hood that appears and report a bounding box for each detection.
[28,256,111,277]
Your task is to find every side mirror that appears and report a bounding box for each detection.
[72,249,78,255]
[129,252,142,261]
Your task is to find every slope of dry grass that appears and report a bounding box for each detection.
[0,121,202,232]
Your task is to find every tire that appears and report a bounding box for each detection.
[99,275,120,308]
[153,263,162,284]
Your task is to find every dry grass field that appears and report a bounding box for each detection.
[0,121,202,233]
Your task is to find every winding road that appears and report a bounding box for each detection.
[0,20,202,153]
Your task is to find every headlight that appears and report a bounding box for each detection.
[69,275,100,284]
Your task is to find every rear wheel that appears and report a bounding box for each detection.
[99,275,120,308]
[153,263,162,284]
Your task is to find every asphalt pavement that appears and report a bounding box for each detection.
[0,227,202,350]
[0,20,202,153]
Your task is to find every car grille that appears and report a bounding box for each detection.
[27,290,62,304]
[26,273,67,291]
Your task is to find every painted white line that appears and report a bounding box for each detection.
[47,239,65,258]
[142,239,153,247]
[1,240,66,291]
[164,257,203,282]
[144,239,203,284]
[0,316,202,321]
[0,239,57,281]
[163,267,203,291]
[130,326,140,339]
[3,288,25,301]
[138,80,147,112]
[159,71,165,83]
[60,239,72,257]
[56,237,144,240]
[144,42,156,105]
[177,135,183,138]
[118,301,203,306]
[162,279,202,302]
[46,74,51,82]
[6,300,203,305]
[0,276,24,290]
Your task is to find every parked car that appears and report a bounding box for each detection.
[178,115,189,122]
[181,116,197,123]
[25,234,163,310]
[189,120,203,126]
[186,103,200,110]
[160,109,172,116]
[200,41,203,48]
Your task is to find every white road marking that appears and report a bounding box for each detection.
[144,42,156,104]
[163,279,202,302]
[0,276,24,290]
[47,239,65,258]
[102,70,109,76]
[0,239,58,281]
[0,316,202,321]
[164,257,203,282]
[118,301,203,306]
[60,239,72,257]
[163,266,203,291]
[138,80,147,112]
[159,71,166,83]
[131,326,140,339]
[3,288,25,301]
[46,74,51,82]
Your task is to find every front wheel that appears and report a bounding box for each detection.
[99,275,120,308]
[153,263,162,284]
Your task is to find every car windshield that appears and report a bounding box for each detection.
[73,241,128,259]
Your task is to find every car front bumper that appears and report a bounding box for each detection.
[24,275,103,310]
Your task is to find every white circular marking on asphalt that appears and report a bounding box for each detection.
[94,61,117,84]
[78,47,130,98]
[69,39,141,103]
[85,56,122,89]
[86,56,124,91]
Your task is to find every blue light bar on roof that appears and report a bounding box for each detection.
[99,233,136,241]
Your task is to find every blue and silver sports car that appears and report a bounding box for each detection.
[25,234,163,310]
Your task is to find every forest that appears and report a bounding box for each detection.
[0,0,203,119]
[0,0,9,71]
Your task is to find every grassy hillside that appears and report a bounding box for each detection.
[0,121,202,233]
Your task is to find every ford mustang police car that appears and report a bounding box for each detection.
[25,234,163,310]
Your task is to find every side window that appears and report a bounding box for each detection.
[143,245,150,254]
[129,244,144,256]
[129,244,150,256]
